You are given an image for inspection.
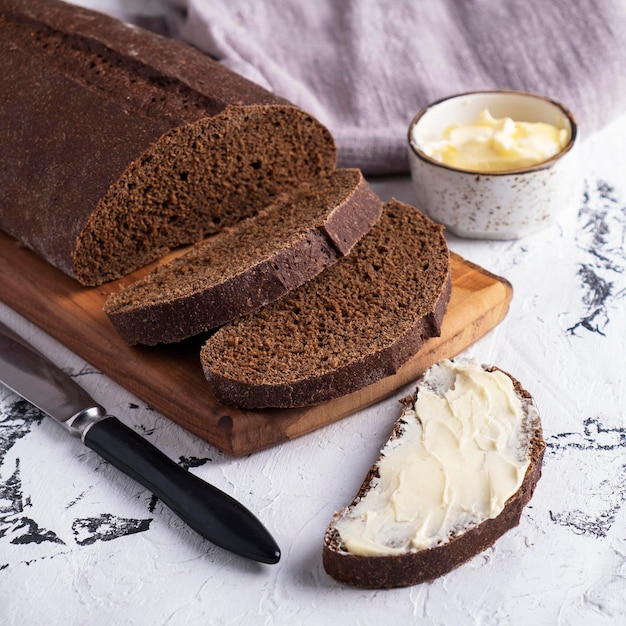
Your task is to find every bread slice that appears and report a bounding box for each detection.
[322,358,545,588]
[104,169,382,345]
[0,0,336,285]
[200,199,452,408]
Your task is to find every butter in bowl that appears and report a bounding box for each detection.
[407,90,580,239]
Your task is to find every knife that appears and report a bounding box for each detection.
[0,319,280,565]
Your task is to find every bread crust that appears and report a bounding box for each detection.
[104,170,383,345]
[322,366,545,588]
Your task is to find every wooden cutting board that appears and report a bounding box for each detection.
[0,232,512,456]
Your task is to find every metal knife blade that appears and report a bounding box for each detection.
[0,319,280,564]
[0,320,100,434]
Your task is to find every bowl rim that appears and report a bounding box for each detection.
[407,89,578,176]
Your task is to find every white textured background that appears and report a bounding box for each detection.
[1,2,625,624]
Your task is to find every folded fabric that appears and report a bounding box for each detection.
[165,0,626,175]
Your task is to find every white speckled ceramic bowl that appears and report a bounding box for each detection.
[407,90,580,239]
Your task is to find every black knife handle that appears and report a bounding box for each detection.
[83,416,280,564]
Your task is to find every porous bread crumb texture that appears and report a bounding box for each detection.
[105,169,367,312]
[321,365,546,589]
[103,168,383,345]
[74,106,336,284]
[200,200,450,402]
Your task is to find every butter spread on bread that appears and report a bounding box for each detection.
[333,359,534,555]
[323,359,545,588]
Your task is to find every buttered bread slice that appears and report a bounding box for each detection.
[200,199,451,408]
[322,358,545,588]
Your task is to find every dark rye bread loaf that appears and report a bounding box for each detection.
[103,169,383,345]
[0,0,336,285]
[200,200,452,408]
[322,360,546,589]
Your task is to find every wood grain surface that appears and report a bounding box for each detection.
[0,232,512,456]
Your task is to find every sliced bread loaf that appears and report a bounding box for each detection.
[103,169,382,345]
[200,199,452,408]
[0,0,336,285]
[322,358,545,588]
